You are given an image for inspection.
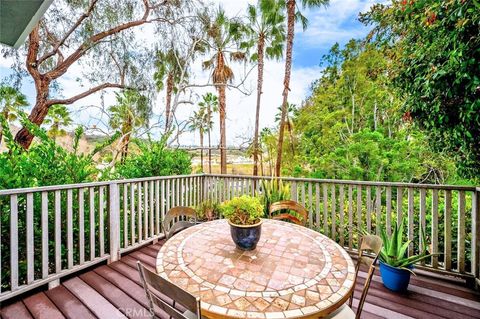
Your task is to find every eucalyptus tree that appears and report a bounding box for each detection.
[189,107,209,172]
[275,0,329,176]
[0,85,28,145]
[43,104,72,141]
[242,0,285,176]
[199,7,245,174]
[198,92,218,173]
[154,48,189,133]
[3,0,188,149]
[108,89,151,163]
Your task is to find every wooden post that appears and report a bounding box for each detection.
[472,188,480,288]
[109,182,120,263]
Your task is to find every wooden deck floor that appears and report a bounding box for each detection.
[1,240,480,319]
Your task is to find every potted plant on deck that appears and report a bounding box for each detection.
[220,195,264,251]
[195,199,220,221]
[378,218,437,292]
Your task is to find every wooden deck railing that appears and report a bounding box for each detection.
[0,174,203,302]
[0,173,478,301]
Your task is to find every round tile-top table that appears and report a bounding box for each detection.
[156,219,355,319]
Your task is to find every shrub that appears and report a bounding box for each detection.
[220,195,264,225]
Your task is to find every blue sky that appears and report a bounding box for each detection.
[0,0,382,146]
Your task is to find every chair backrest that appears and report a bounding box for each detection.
[349,235,382,319]
[163,206,197,239]
[269,200,308,226]
[137,261,201,319]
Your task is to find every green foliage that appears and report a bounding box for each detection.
[43,104,73,140]
[292,40,461,183]
[260,179,290,215]
[195,200,220,221]
[377,218,436,271]
[361,0,480,178]
[114,138,192,179]
[220,195,264,225]
[0,114,98,189]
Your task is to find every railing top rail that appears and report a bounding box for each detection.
[204,174,478,191]
[0,174,205,196]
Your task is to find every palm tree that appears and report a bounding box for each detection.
[200,7,245,174]
[108,89,150,163]
[198,93,218,173]
[154,48,188,133]
[0,85,28,145]
[189,108,209,172]
[275,102,297,154]
[242,0,285,176]
[44,104,72,141]
[275,0,329,176]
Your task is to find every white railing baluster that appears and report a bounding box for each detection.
[432,189,439,268]
[89,188,95,260]
[123,183,128,248]
[315,183,320,231]
[99,186,105,256]
[407,187,414,256]
[109,182,120,262]
[331,184,336,239]
[339,185,345,247]
[348,185,353,250]
[42,191,49,277]
[79,188,85,264]
[10,195,18,291]
[323,184,329,236]
[366,186,371,234]
[155,180,160,234]
[55,190,62,270]
[130,184,136,245]
[458,190,466,273]
[137,182,142,242]
[149,181,154,238]
[26,193,34,284]
[67,190,73,269]
[375,186,381,235]
[445,190,452,270]
[308,183,313,227]
[419,188,426,265]
[386,187,392,235]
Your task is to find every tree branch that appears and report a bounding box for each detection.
[48,82,128,106]
[38,0,100,64]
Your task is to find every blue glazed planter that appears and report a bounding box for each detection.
[379,261,413,292]
[228,219,262,251]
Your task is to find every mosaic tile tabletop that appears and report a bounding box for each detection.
[156,219,355,318]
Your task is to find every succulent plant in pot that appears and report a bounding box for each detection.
[377,218,437,292]
[220,195,264,251]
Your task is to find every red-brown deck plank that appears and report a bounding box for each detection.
[45,285,96,319]
[63,277,127,319]
[80,271,151,319]
[22,292,65,319]
[0,301,33,319]
[2,241,480,319]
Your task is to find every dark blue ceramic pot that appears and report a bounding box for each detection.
[379,261,413,292]
[228,219,262,251]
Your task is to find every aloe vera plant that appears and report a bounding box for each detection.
[379,218,437,272]
[261,179,290,216]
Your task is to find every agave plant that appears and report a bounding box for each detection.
[260,178,290,216]
[379,218,437,272]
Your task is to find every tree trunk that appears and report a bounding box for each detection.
[207,105,212,174]
[121,133,130,164]
[253,35,266,176]
[218,85,227,174]
[15,97,50,149]
[208,129,212,174]
[275,0,295,177]
[164,72,174,133]
[199,130,204,172]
